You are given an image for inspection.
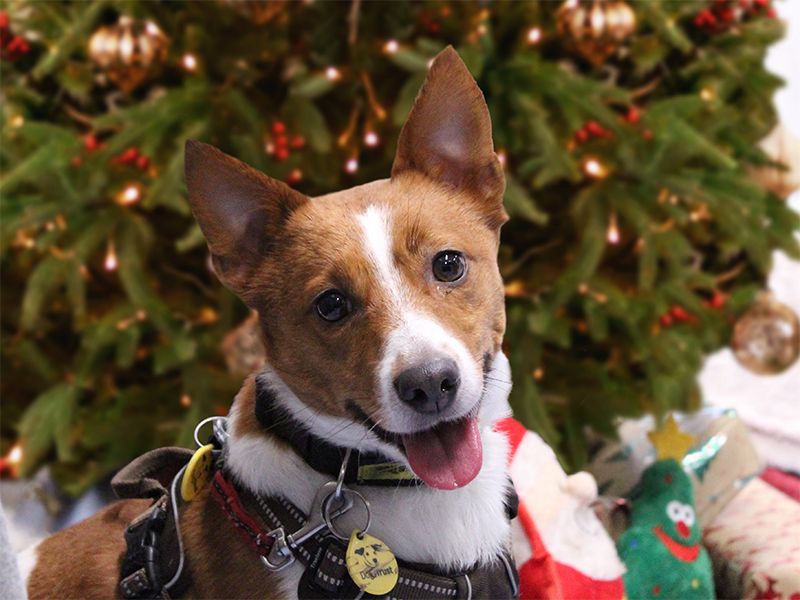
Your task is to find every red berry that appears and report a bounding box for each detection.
[287,169,303,185]
[274,147,290,162]
[710,291,726,309]
[0,11,9,30]
[135,155,150,171]
[642,129,654,140]
[117,147,139,164]
[670,306,692,322]
[766,7,776,17]
[290,135,306,149]
[660,314,674,327]
[585,121,605,137]
[719,8,735,21]
[274,134,289,149]
[625,107,641,124]
[272,121,286,135]
[575,128,589,144]
[70,155,83,168]
[83,134,99,151]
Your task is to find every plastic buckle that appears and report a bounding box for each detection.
[261,528,296,572]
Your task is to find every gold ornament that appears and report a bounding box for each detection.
[88,16,168,93]
[732,293,800,375]
[748,124,800,199]
[217,0,287,25]
[556,0,636,65]
[648,414,695,462]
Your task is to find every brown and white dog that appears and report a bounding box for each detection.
[22,46,515,599]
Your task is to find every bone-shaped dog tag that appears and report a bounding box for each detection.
[345,530,399,595]
[181,443,214,501]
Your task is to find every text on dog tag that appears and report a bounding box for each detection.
[345,530,399,595]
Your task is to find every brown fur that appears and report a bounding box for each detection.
[27,46,507,599]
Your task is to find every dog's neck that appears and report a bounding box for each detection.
[223,353,513,572]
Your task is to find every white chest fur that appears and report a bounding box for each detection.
[225,399,511,599]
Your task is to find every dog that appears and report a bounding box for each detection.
[22,46,518,599]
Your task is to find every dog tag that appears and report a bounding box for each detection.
[345,530,399,595]
[181,443,214,501]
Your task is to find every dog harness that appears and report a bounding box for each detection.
[116,412,520,599]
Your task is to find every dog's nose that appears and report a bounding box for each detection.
[393,358,460,414]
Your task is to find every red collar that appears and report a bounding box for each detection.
[652,525,699,562]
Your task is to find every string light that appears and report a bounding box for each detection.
[527,27,542,44]
[700,87,716,102]
[533,368,545,380]
[383,39,399,54]
[10,114,25,128]
[7,444,23,466]
[180,393,192,408]
[606,212,621,244]
[583,157,608,179]
[181,53,198,72]
[345,157,359,173]
[104,240,118,271]
[497,150,507,167]
[325,66,341,81]
[116,182,142,206]
[364,131,379,147]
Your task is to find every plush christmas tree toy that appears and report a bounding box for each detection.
[497,418,625,600]
[616,415,714,600]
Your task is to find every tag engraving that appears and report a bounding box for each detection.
[345,530,399,595]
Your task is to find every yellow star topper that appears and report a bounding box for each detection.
[648,414,695,461]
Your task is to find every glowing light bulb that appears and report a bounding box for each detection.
[325,66,341,81]
[345,157,359,173]
[364,131,379,147]
[104,241,118,271]
[7,445,22,466]
[527,27,542,44]
[180,393,192,407]
[384,39,399,54]
[116,183,142,205]
[606,213,620,244]
[182,53,198,72]
[583,157,608,179]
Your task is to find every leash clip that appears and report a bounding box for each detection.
[262,527,296,571]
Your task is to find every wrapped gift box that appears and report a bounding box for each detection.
[704,477,800,599]
[587,407,762,527]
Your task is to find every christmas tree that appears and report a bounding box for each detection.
[2,1,798,493]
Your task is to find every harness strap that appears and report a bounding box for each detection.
[210,469,519,599]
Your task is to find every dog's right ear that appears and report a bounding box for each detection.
[185,140,308,304]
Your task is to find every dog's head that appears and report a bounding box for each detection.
[185,47,508,490]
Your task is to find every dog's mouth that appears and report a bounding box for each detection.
[345,401,482,490]
[401,414,482,490]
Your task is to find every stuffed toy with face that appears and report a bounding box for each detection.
[616,417,714,600]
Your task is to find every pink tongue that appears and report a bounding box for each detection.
[402,417,483,490]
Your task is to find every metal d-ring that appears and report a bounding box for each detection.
[323,487,371,541]
[193,416,228,449]
[334,447,352,502]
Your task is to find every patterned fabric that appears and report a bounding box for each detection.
[703,478,800,599]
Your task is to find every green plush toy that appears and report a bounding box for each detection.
[616,416,714,600]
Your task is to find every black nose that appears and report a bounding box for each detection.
[393,358,460,414]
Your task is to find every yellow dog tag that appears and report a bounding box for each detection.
[181,443,214,501]
[345,530,399,596]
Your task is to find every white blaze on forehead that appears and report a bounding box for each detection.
[355,204,407,312]
[355,203,484,433]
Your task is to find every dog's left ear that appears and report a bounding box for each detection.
[392,46,506,228]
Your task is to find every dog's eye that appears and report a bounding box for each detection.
[315,289,351,322]
[432,251,466,283]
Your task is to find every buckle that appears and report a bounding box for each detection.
[261,528,296,571]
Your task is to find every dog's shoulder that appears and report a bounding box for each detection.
[26,498,150,600]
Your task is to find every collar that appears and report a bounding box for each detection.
[210,468,520,599]
[254,377,423,487]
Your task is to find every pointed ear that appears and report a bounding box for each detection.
[184,140,308,303]
[392,46,506,227]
